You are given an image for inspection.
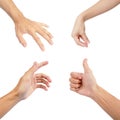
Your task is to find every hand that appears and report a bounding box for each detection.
[15,17,53,51]
[14,61,52,100]
[69,59,97,97]
[71,15,90,47]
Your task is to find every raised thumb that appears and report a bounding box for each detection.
[83,58,91,73]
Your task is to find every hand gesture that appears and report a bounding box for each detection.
[71,16,90,47]
[14,61,51,100]
[15,17,53,51]
[69,59,97,97]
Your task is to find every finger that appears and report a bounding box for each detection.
[70,87,76,92]
[36,79,50,87]
[37,29,53,45]
[70,83,81,89]
[16,32,27,47]
[35,73,51,87]
[36,84,48,91]
[38,22,49,28]
[81,33,90,47]
[83,59,91,73]
[70,72,83,79]
[28,61,48,74]
[74,36,86,47]
[35,73,52,82]
[37,22,53,38]
[31,33,45,51]
[69,78,82,84]
[42,29,53,40]
[70,87,79,92]
[46,32,53,40]
[38,22,53,37]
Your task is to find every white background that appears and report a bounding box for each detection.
[0,0,120,119]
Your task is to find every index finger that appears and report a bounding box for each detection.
[28,61,48,74]
[70,72,83,79]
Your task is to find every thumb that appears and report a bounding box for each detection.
[83,58,91,73]
[16,32,27,47]
[82,33,90,43]
[28,61,48,74]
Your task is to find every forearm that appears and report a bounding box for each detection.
[0,89,20,119]
[91,85,120,120]
[0,0,24,23]
[80,0,120,21]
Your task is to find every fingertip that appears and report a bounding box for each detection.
[33,61,38,65]
[85,40,90,47]
[47,84,50,87]
[41,46,45,51]
[47,38,54,45]
[83,58,88,63]
[43,61,49,65]
[50,40,54,45]
[48,78,52,82]
[37,41,45,51]
[70,72,74,76]
[20,40,27,47]
[22,44,27,47]
[44,88,48,91]
[85,43,88,47]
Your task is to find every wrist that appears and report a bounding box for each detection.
[10,89,21,103]
[12,12,25,23]
[89,85,101,99]
[78,13,87,22]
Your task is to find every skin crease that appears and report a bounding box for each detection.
[71,1,120,118]
[0,0,120,119]
[0,0,53,51]
[71,0,120,47]
[0,0,53,119]
[0,61,52,119]
[69,59,120,120]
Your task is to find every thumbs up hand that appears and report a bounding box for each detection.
[69,59,97,98]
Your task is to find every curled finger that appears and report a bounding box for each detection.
[36,84,48,91]
[69,78,82,84]
[35,73,52,82]
[70,83,81,89]
[36,78,50,87]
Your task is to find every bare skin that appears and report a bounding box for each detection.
[71,0,120,47]
[0,61,52,119]
[0,0,53,51]
[69,59,120,120]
